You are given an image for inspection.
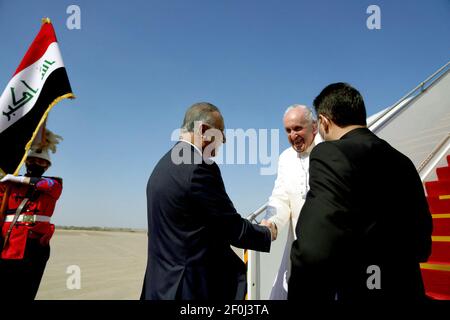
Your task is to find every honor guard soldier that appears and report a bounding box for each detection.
[0,129,63,300]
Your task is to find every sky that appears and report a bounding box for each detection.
[0,0,449,229]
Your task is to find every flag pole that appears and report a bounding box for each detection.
[0,187,10,236]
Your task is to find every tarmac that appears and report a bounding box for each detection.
[36,229,247,300]
[36,229,148,300]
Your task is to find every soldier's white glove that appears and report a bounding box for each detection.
[0,174,26,184]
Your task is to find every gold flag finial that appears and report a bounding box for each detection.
[42,17,51,24]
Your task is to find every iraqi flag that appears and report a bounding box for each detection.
[0,18,74,176]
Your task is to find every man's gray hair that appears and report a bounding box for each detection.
[284,104,316,123]
[181,102,221,133]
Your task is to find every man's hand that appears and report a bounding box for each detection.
[0,174,29,184]
[260,219,278,241]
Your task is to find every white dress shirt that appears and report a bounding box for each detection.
[179,139,203,155]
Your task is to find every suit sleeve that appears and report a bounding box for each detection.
[289,143,354,300]
[190,163,271,252]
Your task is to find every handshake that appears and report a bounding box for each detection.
[260,219,277,241]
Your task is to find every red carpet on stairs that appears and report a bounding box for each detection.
[422,154,450,300]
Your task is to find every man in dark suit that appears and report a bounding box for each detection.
[289,83,432,302]
[141,102,274,300]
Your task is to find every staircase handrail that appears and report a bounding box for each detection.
[369,61,450,132]
[246,203,268,222]
[418,133,450,182]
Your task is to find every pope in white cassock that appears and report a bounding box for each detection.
[266,104,321,299]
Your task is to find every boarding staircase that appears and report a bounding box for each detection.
[245,61,450,300]
[421,154,450,299]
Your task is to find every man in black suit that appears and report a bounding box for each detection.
[141,102,274,300]
[289,83,432,302]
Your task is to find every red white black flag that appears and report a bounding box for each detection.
[0,18,74,176]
